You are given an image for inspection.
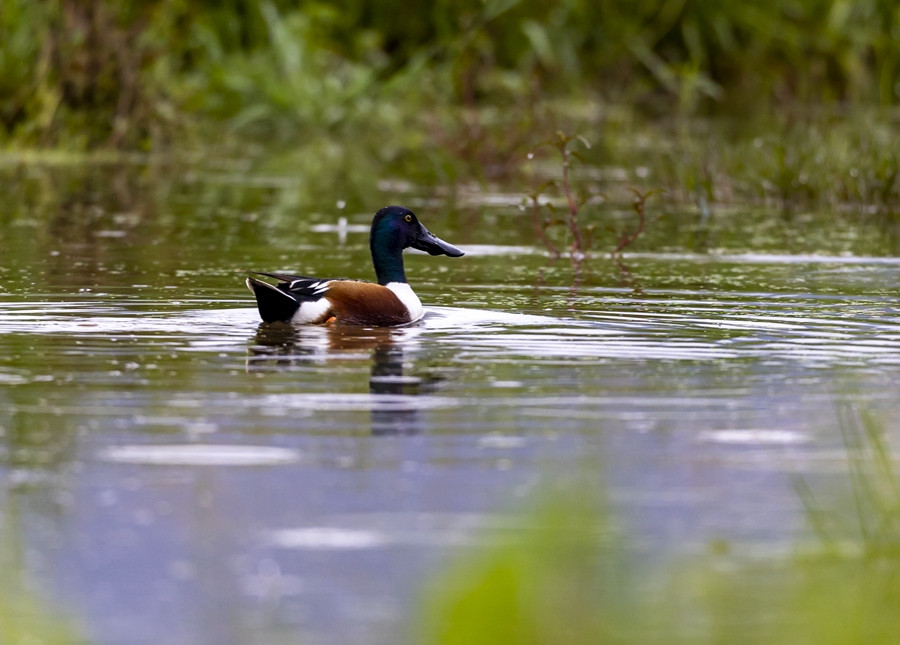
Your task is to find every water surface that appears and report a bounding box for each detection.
[1,161,899,644]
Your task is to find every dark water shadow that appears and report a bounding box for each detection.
[248,323,435,436]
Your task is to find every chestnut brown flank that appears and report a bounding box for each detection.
[321,281,411,326]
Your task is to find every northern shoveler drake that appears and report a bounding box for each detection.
[246,206,464,326]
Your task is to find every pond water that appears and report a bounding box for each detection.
[1,160,899,644]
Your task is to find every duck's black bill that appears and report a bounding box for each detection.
[411,225,465,257]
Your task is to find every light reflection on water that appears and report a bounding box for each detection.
[1,294,898,365]
[0,258,899,643]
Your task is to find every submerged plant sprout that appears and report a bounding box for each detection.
[3,1,900,644]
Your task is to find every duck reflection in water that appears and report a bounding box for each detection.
[247,323,436,435]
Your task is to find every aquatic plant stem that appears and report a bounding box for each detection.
[613,189,651,256]
[528,132,593,267]
[559,143,586,255]
[531,195,560,259]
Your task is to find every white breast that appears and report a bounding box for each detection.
[386,282,423,322]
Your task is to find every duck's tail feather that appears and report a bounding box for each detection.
[253,271,315,283]
[246,277,301,323]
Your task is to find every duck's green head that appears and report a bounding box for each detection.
[370,206,464,284]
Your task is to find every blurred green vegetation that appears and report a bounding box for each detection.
[6,0,900,218]
[417,406,900,645]
[4,0,900,147]
[0,505,86,645]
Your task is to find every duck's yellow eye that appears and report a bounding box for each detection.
[405,214,412,222]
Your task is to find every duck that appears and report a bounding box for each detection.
[246,206,464,326]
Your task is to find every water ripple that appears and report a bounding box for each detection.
[0,294,896,367]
